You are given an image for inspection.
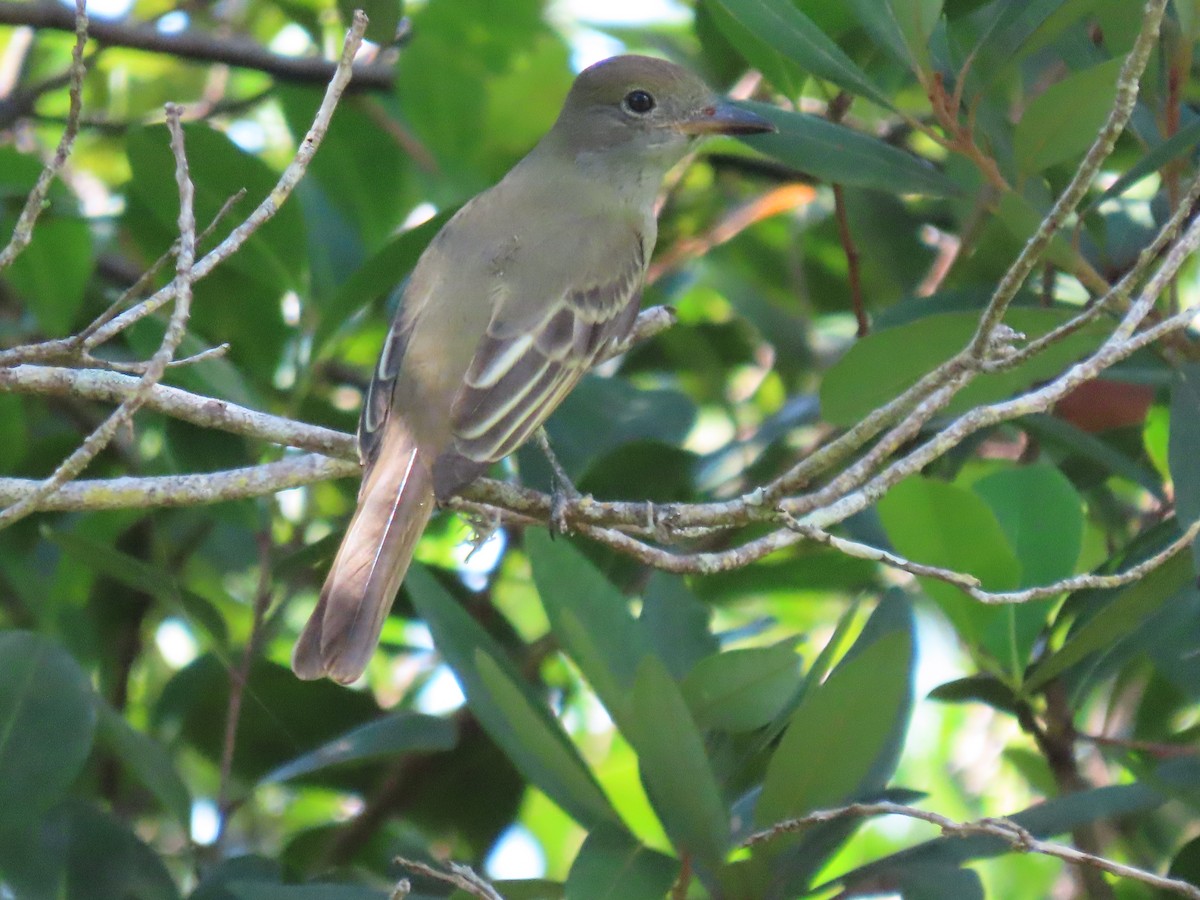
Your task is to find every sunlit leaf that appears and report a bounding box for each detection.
[1026,551,1194,692]
[756,630,913,828]
[1014,56,1126,174]
[820,308,1107,426]
[564,827,679,900]
[709,0,892,106]
[877,475,1022,670]
[681,643,802,733]
[408,565,619,829]
[739,103,957,196]
[629,656,730,868]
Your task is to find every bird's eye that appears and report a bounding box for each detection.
[622,89,656,115]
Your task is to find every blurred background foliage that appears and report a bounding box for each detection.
[3,0,1200,897]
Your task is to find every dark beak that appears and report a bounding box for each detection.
[676,100,777,136]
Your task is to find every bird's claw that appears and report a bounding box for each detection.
[536,428,580,538]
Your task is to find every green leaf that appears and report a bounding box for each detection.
[848,0,943,68]
[260,711,457,784]
[529,377,697,482]
[0,632,97,829]
[701,0,807,96]
[1177,0,1200,39]
[278,81,410,250]
[992,191,1081,270]
[889,865,984,900]
[1015,56,1126,174]
[756,630,913,828]
[3,217,92,335]
[124,125,304,381]
[876,475,1022,670]
[1169,365,1200,567]
[928,675,1021,715]
[47,526,177,601]
[629,656,730,868]
[681,643,802,733]
[739,102,957,196]
[639,573,717,681]
[95,704,191,828]
[64,802,180,900]
[314,211,452,353]
[475,651,621,829]
[154,655,382,784]
[1089,117,1200,212]
[709,0,892,107]
[820,308,1107,426]
[126,125,306,293]
[1023,413,1166,498]
[1025,551,1195,692]
[974,464,1084,587]
[527,530,648,725]
[1167,834,1200,891]
[407,565,618,829]
[0,395,28,471]
[564,827,680,900]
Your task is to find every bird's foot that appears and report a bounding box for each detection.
[536,428,580,536]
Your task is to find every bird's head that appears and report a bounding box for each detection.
[547,55,775,166]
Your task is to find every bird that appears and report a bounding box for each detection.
[293,54,775,684]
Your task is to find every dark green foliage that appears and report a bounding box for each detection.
[2,0,1199,897]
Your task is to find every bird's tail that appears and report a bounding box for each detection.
[292,429,434,684]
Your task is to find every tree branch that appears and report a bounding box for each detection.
[0,454,358,511]
[0,1,394,91]
[80,12,370,352]
[0,365,356,459]
[0,0,87,271]
[0,100,199,528]
[967,0,1167,354]
[744,801,1200,899]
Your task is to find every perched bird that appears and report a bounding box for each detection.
[293,54,774,683]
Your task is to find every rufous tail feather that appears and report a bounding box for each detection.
[292,428,434,684]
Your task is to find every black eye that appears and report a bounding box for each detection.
[623,89,656,115]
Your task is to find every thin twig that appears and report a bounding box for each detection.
[83,12,370,351]
[0,0,392,90]
[744,801,1200,899]
[782,514,1200,605]
[216,531,274,845]
[0,103,198,528]
[832,183,868,337]
[966,0,1167,356]
[393,858,505,900]
[0,0,87,272]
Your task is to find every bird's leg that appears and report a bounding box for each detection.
[535,427,579,536]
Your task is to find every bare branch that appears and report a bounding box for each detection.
[744,801,1200,899]
[967,0,1167,354]
[0,365,356,458]
[783,514,1200,605]
[0,454,358,511]
[0,102,199,528]
[393,858,505,900]
[0,1,393,91]
[0,0,87,271]
[83,12,370,351]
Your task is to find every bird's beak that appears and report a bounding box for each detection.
[675,100,776,136]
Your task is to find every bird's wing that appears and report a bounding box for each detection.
[433,222,647,497]
[356,281,415,478]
